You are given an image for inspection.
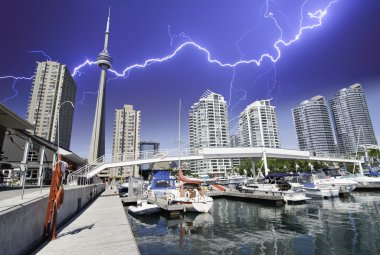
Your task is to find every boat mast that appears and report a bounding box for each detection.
[178,99,181,170]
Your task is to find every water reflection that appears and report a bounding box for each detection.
[128,191,380,255]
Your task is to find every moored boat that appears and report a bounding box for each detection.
[147,170,177,198]
[316,168,358,195]
[128,200,160,216]
[242,173,310,203]
[227,173,247,185]
[339,172,380,189]
[302,182,339,198]
[168,169,213,213]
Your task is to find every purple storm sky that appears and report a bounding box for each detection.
[1,0,379,157]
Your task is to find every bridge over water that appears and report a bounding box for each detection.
[68,147,363,184]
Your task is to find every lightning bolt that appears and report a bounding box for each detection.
[167,25,192,47]
[29,50,52,61]
[0,50,50,104]
[78,91,98,105]
[72,59,98,77]
[0,75,34,103]
[71,0,336,79]
[2,0,336,109]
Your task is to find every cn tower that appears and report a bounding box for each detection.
[88,8,112,163]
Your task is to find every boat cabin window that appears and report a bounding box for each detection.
[155,180,175,188]
[299,174,313,183]
[322,168,341,177]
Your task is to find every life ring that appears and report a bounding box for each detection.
[185,191,190,200]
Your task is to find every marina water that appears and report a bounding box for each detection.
[126,191,380,255]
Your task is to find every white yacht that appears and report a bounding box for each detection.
[298,170,357,197]
[339,172,380,189]
[242,174,310,203]
[227,172,247,185]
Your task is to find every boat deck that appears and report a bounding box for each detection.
[147,197,184,211]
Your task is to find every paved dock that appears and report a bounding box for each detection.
[36,190,140,255]
[121,195,147,204]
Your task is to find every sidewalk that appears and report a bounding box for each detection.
[35,189,140,255]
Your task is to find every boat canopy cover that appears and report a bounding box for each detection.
[152,170,172,179]
[365,167,380,177]
[151,170,176,190]
[265,173,299,178]
[178,169,202,185]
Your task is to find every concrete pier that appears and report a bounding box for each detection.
[0,184,104,255]
[36,190,140,255]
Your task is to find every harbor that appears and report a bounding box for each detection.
[1,1,380,254]
[128,191,380,255]
[2,168,380,255]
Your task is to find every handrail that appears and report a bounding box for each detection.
[66,147,363,185]
[67,148,194,185]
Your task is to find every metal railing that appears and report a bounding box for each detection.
[66,147,363,185]
[67,148,194,185]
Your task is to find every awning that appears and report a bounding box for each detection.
[0,104,34,130]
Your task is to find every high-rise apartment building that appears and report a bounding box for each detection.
[229,135,240,147]
[189,90,231,176]
[111,104,141,177]
[27,61,76,150]
[330,84,377,155]
[238,100,280,148]
[292,96,336,156]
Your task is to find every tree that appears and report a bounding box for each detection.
[238,159,252,175]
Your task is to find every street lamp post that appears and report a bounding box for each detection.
[54,100,74,184]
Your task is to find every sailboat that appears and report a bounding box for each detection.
[166,99,213,213]
[167,169,214,213]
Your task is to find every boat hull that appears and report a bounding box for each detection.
[304,187,339,198]
[185,200,213,213]
[282,192,310,203]
[242,185,309,203]
[128,204,160,216]
[339,175,380,189]
[173,197,214,213]
[356,182,380,189]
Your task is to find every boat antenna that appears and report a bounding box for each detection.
[178,99,181,171]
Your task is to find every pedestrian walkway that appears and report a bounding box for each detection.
[36,189,140,255]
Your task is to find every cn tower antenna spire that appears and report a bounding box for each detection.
[104,7,111,52]
[88,8,113,163]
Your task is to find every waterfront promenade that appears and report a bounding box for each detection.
[36,189,140,255]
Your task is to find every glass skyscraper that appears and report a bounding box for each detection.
[330,84,377,155]
[292,96,336,156]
